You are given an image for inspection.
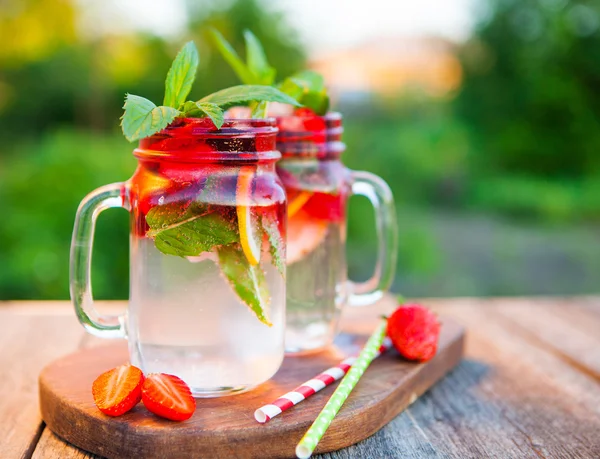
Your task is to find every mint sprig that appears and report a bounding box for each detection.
[211,29,330,115]
[120,40,300,141]
[146,200,273,325]
[210,29,275,85]
[279,70,330,116]
[121,95,180,142]
[163,41,199,108]
[146,202,238,257]
[200,84,298,110]
[119,40,290,326]
[218,244,271,326]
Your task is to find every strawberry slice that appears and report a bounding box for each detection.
[92,364,144,417]
[302,191,346,222]
[141,373,196,421]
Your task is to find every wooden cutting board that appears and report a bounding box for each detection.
[39,314,464,459]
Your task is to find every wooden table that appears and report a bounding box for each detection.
[3,297,600,458]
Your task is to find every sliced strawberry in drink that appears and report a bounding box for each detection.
[293,107,316,117]
[92,364,144,417]
[302,191,346,223]
[141,373,196,421]
[287,209,328,264]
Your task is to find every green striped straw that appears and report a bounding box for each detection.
[295,319,388,459]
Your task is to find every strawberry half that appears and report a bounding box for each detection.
[387,304,441,362]
[142,373,196,421]
[92,364,144,417]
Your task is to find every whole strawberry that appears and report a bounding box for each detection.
[387,304,440,362]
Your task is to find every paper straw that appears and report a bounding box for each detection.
[295,320,388,459]
[254,336,392,423]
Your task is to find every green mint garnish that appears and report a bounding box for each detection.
[120,40,300,141]
[163,41,199,108]
[121,95,180,142]
[261,214,285,276]
[199,84,299,110]
[146,200,272,324]
[118,41,290,325]
[179,101,225,128]
[146,202,238,257]
[211,29,330,115]
[243,30,277,85]
[210,29,275,85]
[279,70,330,116]
[217,244,271,326]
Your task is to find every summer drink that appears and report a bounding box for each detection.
[208,31,397,354]
[128,118,286,395]
[276,112,349,352]
[70,41,301,397]
[277,111,398,354]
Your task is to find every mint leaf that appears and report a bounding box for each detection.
[200,85,300,110]
[163,41,199,108]
[217,244,272,326]
[146,202,238,257]
[251,101,268,118]
[121,95,180,142]
[261,214,285,276]
[209,29,254,84]
[280,70,330,115]
[243,30,276,85]
[195,102,225,128]
[292,70,325,91]
[180,101,225,128]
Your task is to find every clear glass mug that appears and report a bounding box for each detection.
[70,118,287,397]
[276,112,398,354]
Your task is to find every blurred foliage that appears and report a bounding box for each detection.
[454,0,600,220]
[1,0,599,300]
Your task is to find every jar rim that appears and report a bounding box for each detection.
[275,111,344,160]
[275,111,342,124]
[134,117,280,163]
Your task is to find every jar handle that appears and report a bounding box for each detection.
[70,182,129,338]
[347,171,398,306]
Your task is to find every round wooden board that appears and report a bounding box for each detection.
[39,316,464,459]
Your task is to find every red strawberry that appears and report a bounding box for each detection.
[141,373,196,421]
[386,304,441,362]
[302,191,346,222]
[92,364,144,416]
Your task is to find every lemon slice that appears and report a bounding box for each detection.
[287,191,313,218]
[237,166,261,265]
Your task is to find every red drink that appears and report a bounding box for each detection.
[276,111,397,353]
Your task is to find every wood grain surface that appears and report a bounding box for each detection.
[38,318,464,459]
[2,296,600,458]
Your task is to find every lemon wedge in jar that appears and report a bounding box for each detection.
[237,166,261,265]
[287,190,313,218]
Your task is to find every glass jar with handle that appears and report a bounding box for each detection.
[276,111,398,354]
[70,118,286,397]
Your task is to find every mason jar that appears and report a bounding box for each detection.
[276,111,397,354]
[70,118,286,396]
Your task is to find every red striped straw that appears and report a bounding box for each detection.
[254,337,393,423]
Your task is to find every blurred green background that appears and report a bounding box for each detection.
[1,0,599,300]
